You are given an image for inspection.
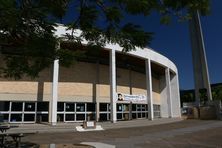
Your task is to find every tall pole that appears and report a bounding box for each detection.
[189,10,212,106]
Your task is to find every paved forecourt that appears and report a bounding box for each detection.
[7,118,182,134]
[18,119,222,148]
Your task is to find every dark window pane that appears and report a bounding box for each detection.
[11,102,23,111]
[41,114,49,122]
[65,114,74,121]
[153,105,160,111]
[87,113,95,121]
[76,114,85,120]
[123,113,129,120]
[24,114,35,121]
[37,102,49,111]
[24,102,35,111]
[117,104,122,112]
[57,114,64,122]
[132,113,137,119]
[57,102,64,111]
[65,103,74,112]
[36,114,48,122]
[153,105,156,111]
[142,113,146,118]
[117,113,122,120]
[0,114,8,122]
[99,103,107,111]
[99,113,108,121]
[141,105,146,111]
[132,104,136,111]
[137,105,141,111]
[123,104,129,111]
[87,103,95,112]
[0,101,10,111]
[76,103,85,112]
[11,114,22,122]
[137,113,142,118]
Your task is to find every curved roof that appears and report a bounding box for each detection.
[54,25,178,74]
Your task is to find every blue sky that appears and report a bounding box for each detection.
[63,0,222,90]
[123,0,222,90]
[151,0,222,90]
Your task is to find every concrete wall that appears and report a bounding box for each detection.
[152,78,161,104]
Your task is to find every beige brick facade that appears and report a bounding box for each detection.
[0,61,161,103]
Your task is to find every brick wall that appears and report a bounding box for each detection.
[0,61,161,103]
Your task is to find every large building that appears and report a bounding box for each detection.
[0,25,181,124]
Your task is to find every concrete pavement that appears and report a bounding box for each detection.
[4,119,222,147]
[7,118,182,134]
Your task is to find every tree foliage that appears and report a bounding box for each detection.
[212,84,222,101]
[180,84,222,105]
[0,0,210,79]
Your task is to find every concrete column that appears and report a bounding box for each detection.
[110,49,117,123]
[50,59,59,125]
[189,10,212,104]
[96,102,100,122]
[145,59,154,120]
[95,60,100,122]
[175,74,181,116]
[165,68,172,118]
[129,66,132,95]
[50,42,60,125]
[169,72,181,117]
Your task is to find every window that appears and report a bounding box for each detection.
[117,104,122,111]
[87,103,95,112]
[153,104,161,118]
[37,102,49,111]
[11,102,23,111]
[117,113,122,120]
[99,103,110,121]
[65,114,75,121]
[11,114,22,122]
[76,103,85,112]
[24,102,35,112]
[40,114,49,122]
[99,113,108,121]
[99,103,108,111]
[131,104,148,119]
[24,114,35,121]
[76,114,85,120]
[0,101,10,111]
[0,114,9,122]
[65,103,75,112]
[57,102,64,111]
[132,104,136,111]
[57,114,64,122]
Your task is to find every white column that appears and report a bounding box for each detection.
[110,49,117,123]
[175,74,181,117]
[165,68,173,118]
[50,59,59,125]
[145,59,154,120]
[95,60,100,122]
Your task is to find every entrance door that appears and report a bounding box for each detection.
[132,104,147,119]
